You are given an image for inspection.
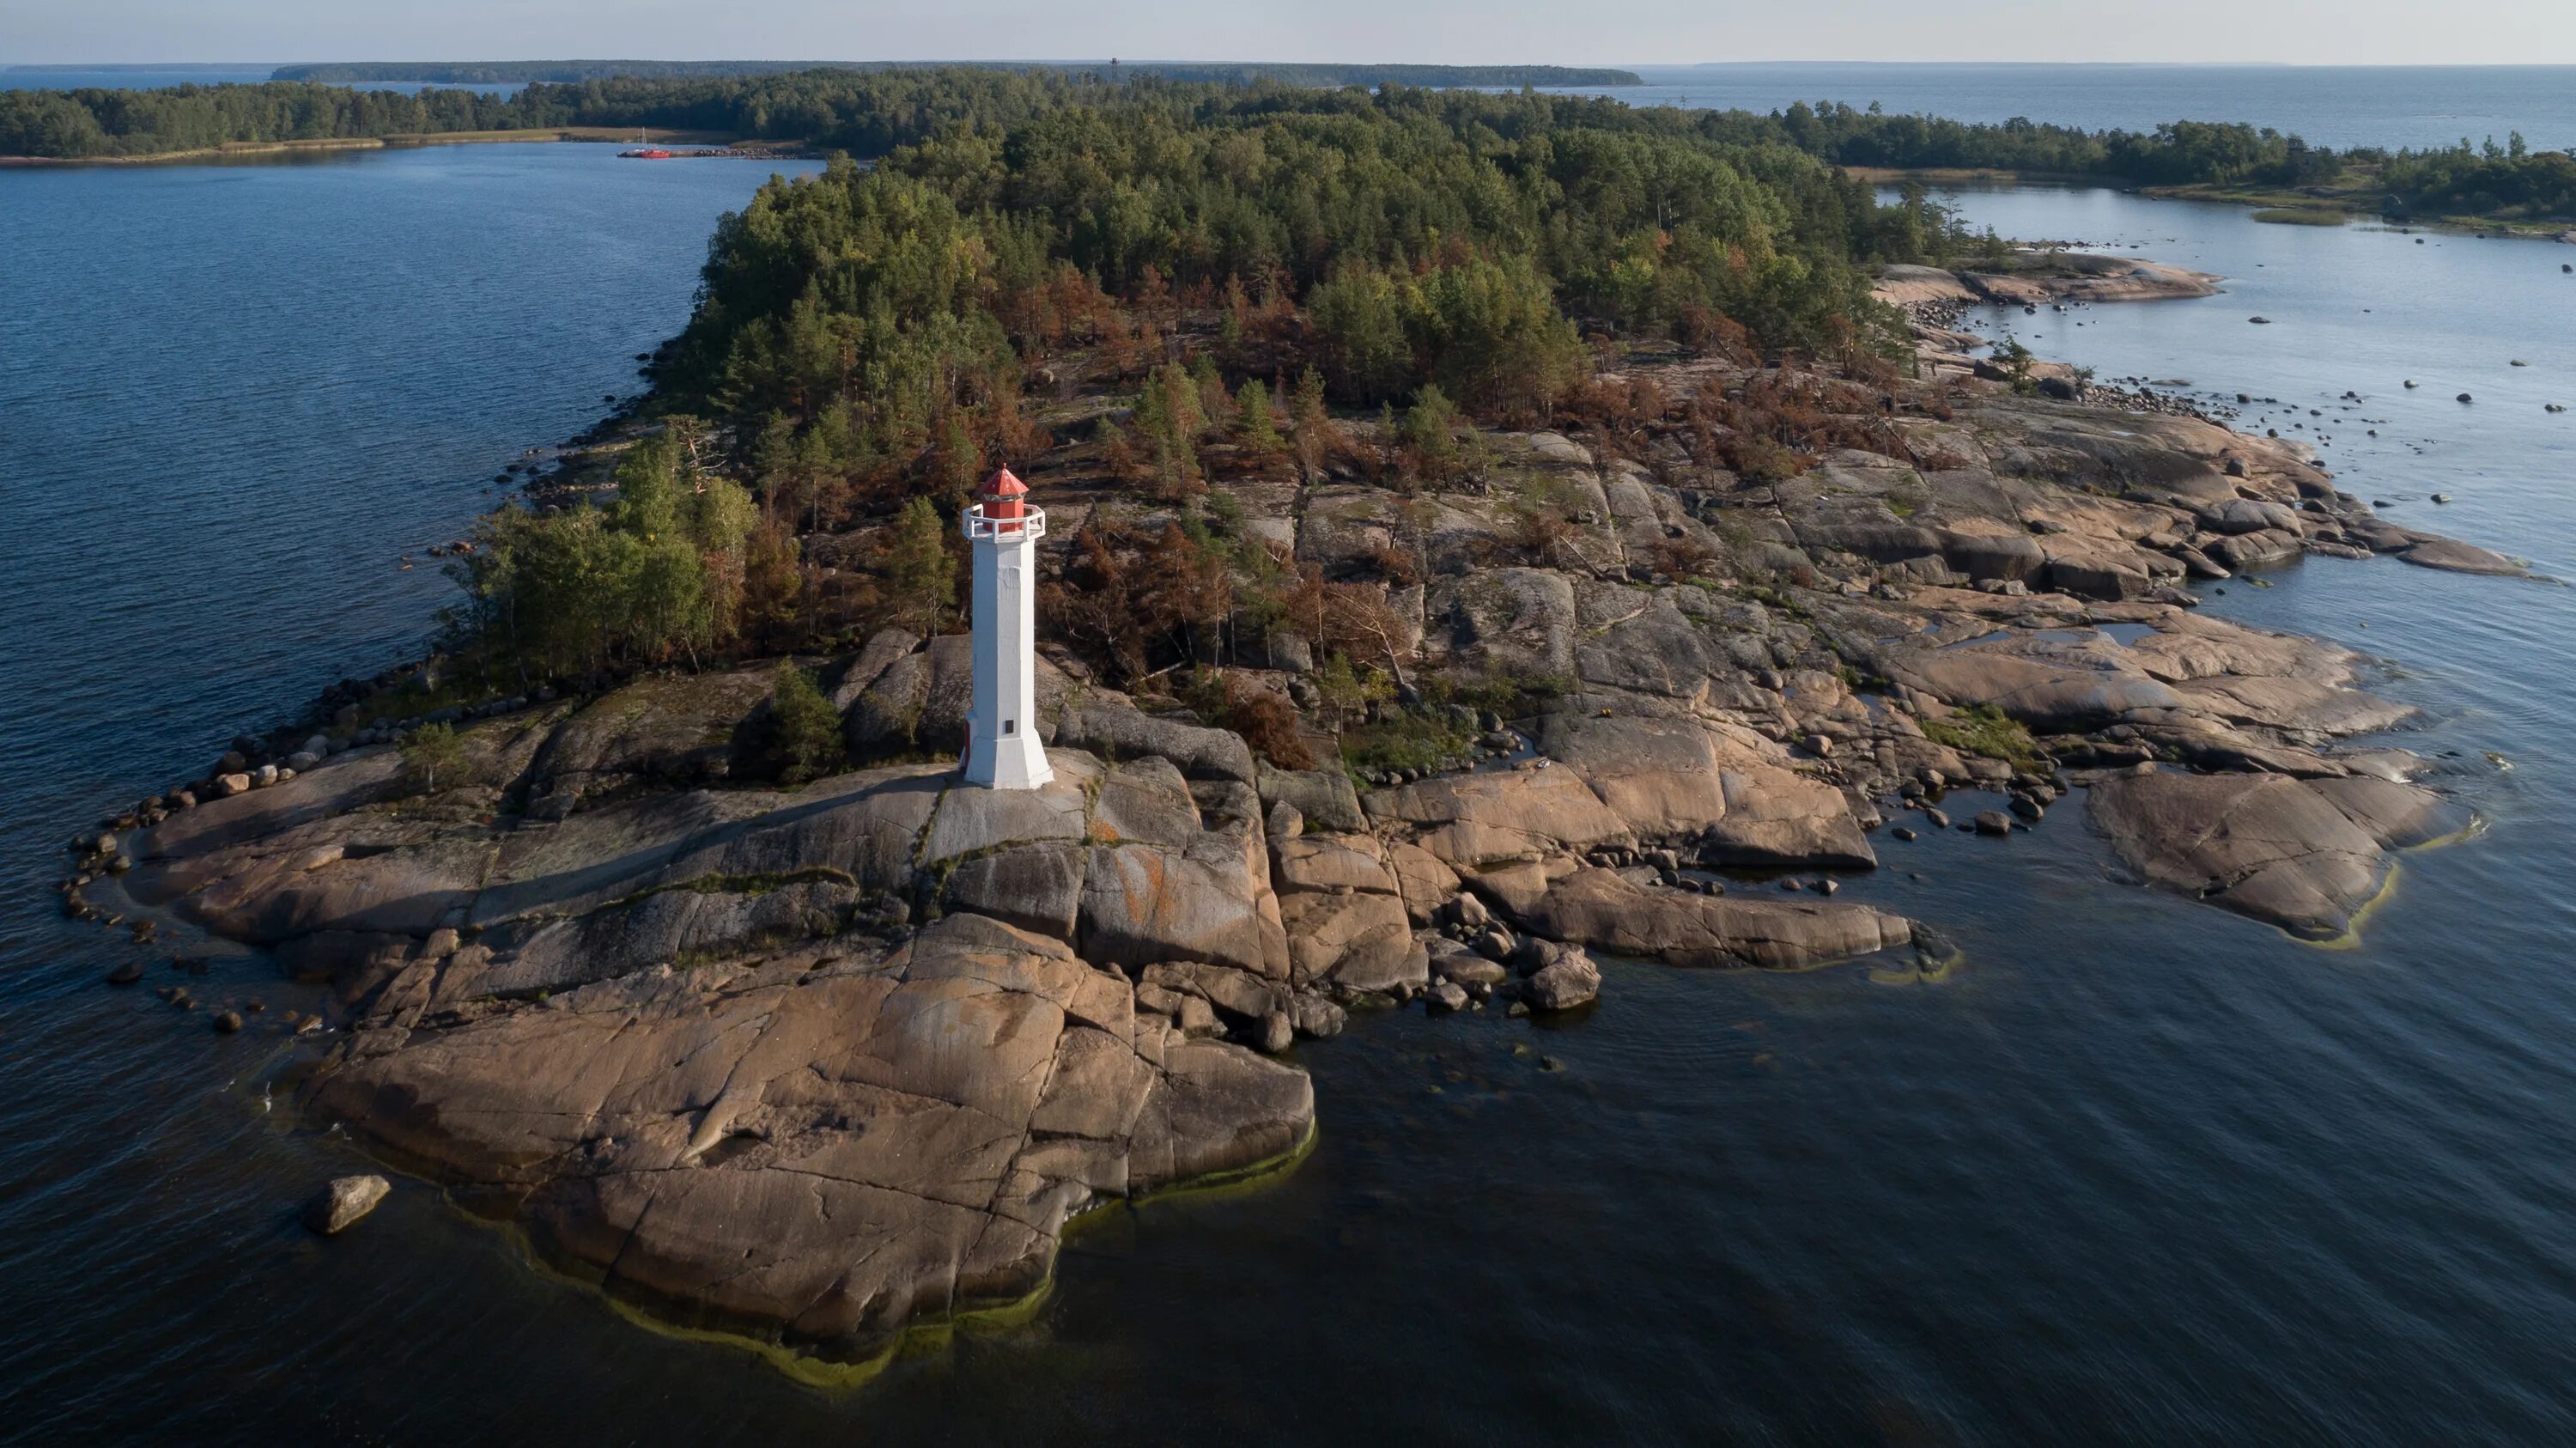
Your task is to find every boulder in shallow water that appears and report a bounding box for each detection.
[304,1174,391,1235]
[1517,867,1913,970]
[2397,534,2520,576]
[1522,947,1601,1011]
[2087,770,2465,940]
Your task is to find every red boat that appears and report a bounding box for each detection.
[618,129,673,160]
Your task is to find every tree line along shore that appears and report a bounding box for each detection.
[65,69,2529,1366]
[264,60,1649,87]
[5,65,2572,232]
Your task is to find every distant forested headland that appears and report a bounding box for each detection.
[268,59,1647,88]
[1759,102,2576,227]
[3,65,2568,227]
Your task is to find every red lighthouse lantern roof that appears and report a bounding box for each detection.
[981,465,1028,521]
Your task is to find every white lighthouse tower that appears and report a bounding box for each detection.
[961,466,1053,789]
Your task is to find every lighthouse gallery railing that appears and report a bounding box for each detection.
[962,504,1048,541]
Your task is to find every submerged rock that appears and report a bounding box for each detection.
[2397,534,2518,575]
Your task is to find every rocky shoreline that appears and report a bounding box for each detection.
[56,252,2532,1369]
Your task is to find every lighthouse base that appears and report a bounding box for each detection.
[963,728,1054,790]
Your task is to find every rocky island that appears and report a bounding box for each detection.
[58,80,2527,1373]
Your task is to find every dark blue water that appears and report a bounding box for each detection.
[1562,63,2576,152]
[9,147,2576,1445]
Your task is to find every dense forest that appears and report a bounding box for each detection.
[7,67,2573,228]
[1729,102,2348,186]
[2372,136,2576,223]
[1753,100,2576,220]
[436,78,1933,689]
[0,82,524,157]
[272,60,1645,87]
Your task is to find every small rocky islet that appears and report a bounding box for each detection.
[62,254,2522,1366]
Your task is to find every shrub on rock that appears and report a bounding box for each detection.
[759,661,848,785]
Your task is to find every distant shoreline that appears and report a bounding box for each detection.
[1843,164,2576,241]
[0,128,792,168]
[267,59,1647,87]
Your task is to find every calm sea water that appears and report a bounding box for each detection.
[9,149,2576,1444]
[1564,64,2576,152]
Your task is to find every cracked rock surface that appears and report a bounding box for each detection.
[121,725,1321,1353]
[308,913,1311,1345]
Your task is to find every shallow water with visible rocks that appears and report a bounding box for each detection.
[6,158,2576,1443]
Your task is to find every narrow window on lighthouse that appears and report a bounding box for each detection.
[1004,719,1017,735]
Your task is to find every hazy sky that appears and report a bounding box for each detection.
[6,0,2573,68]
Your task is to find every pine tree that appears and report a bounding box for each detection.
[762,661,848,785]
[681,476,759,647]
[1237,378,1281,457]
[935,409,985,508]
[883,496,957,630]
[1092,417,1139,482]
[1401,382,1461,480]
[1139,363,1203,497]
[1191,353,1234,431]
[400,722,467,794]
[1291,367,1333,480]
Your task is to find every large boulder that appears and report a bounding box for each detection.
[1364,766,1631,867]
[2396,533,2526,577]
[1517,867,1914,970]
[945,842,1088,939]
[826,629,921,710]
[845,635,1076,759]
[303,1174,392,1235]
[1571,585,1735,702]
[1255,764,1365,834]
[920,762,1095,864]
[1053,703,1255,785]
[1939,526,2046,581]
[1879,648,2185,730]
[1537,715,1875,868]
[842,635,973,757]
[1267,833,1416,989]
[1431,568,1579,679]
[531,670,778,803]
[1080,839,1287,978]
[2199,498,2302,536]
[1518,940,1601,1010]
[2087,770,2465,940]
[1385,840,1462,926]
